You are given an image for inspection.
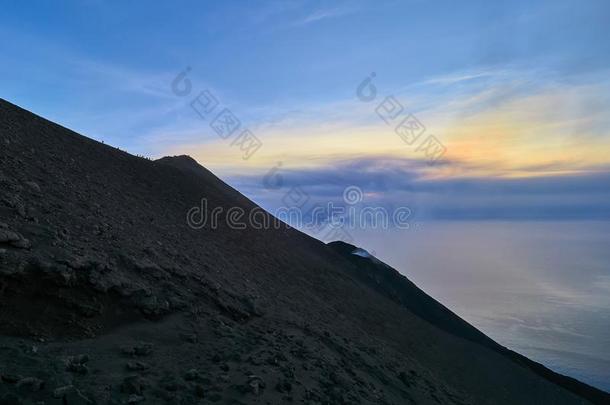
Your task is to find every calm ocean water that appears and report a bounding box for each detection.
[351,221,610,392]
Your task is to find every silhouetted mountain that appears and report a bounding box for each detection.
[0,98,607,404]
[328,241,609,404]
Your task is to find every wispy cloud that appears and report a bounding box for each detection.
[293,5,356,26]
[418,69,500,86]
[158,66,610,181]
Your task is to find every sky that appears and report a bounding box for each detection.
[1,0,610,229]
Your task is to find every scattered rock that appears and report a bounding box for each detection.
[184,369,199,381]
[247,375,265,395]
[120,346,136,356]
[66,354,89,374]
[16,377,45,392]
[398,370,416,388]
[126,394,145,403]
[53,385,92,404]
[121,342,153,357]
[0,229,20,243]
[0,228,30,249]
[1,374,22,384]
[134,342,153,356]
[329,371,350,387]
[53,385,74,398]
[276,379,292,393]
[126,361,150,371]
[135,293,170,316]
[121,376,147,395]
[24,181,41,193]
[179,332,198,343]
[10,238,30,249]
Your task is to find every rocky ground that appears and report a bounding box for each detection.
[0,98,607,404]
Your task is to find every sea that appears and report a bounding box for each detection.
[349,221,610,392]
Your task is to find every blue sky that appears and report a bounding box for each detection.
[2,0,610,225]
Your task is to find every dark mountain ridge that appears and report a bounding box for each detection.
[328,241,609,404]
[0,98,607,404]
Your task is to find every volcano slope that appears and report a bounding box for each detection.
[0,98,607,405]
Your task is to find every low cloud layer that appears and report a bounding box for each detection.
[226,157,610,222]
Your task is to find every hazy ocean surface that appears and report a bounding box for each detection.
[351,221,610,392]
